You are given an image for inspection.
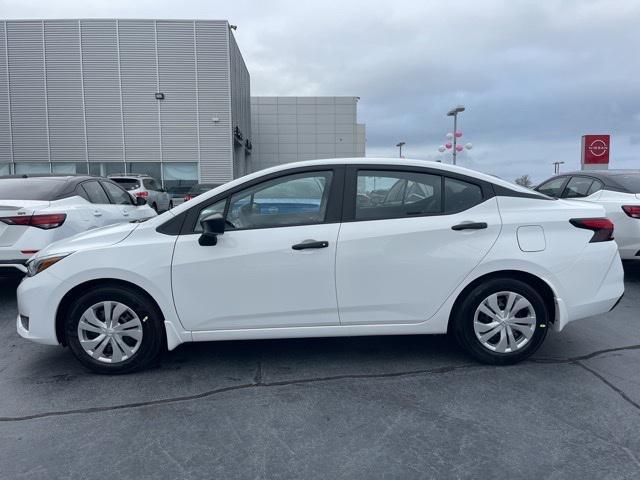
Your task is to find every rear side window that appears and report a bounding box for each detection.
[143,178,160,190]
[536,177,567,197]
[101,181,133,205]
[563,176,594,198]
[356,170,442,221]
[81,181,110,204]
[444,178,484,213]
[111,178,140,191]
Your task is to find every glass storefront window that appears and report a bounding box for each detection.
[163,163,198,196]
[14,163,50,175]
[126,162,161,180]
[0,164,11,176]
[89,162,126,177]
[52,163,89,174]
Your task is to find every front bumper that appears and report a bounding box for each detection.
[16,269,65,345]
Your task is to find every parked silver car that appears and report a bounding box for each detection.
[109,174,172,213]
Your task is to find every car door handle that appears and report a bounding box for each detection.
[122,210,130,217]
[451,222,488,231]
[292,240,329,250]
[93,210,102,217]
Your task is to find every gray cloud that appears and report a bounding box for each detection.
[2,0,639,182]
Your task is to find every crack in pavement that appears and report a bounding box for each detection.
[1,343,639,423]
[575,360,640,412]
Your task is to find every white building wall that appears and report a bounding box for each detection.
[250,96,365,172]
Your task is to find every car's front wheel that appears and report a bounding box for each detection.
[452,278,549,365]
[65,286,165,374]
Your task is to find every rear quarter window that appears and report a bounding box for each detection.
[444,178,484,213]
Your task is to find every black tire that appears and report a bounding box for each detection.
[451,278,549,365]
[168,200,174,211]
[65,285,165,374]
[151,202,158,213]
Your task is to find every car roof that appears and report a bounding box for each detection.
[251,157,535,193]
[109,174,153,178]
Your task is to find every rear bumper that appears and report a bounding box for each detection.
[556,250,624,331]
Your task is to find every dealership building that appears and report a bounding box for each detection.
[0,19,365,193]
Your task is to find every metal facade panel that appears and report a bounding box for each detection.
[118,20,161,163]
[6,21,49,163]
[44,20,86,162]
[250,96,365,172]
[195,21,233,182]
[0,22,11,163]
[229,31,251,176]
[156,21,198,163]
[81,20,124,162]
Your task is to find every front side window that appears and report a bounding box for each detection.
[226,171,333,230]
[536,177,567,198]
[444,177,484,213]
[356,170,441,220]
[82,181,110,204]
[101,181,133,205]
[563,176,594,198]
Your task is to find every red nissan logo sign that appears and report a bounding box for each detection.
[582,135,610,165]
[588,139,608,157]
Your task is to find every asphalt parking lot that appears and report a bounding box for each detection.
[1,268,639,480]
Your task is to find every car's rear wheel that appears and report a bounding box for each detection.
[151,202,158,213]
[452,278,549,365]
[168,200,173,211]
[65,286,164,374]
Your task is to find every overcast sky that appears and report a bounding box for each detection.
[2,0,639,182]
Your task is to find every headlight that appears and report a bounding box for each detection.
[26,253,72,277]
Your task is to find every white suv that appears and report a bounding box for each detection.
[110,174,172,213]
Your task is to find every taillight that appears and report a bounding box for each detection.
[570,218,614,243]
[184,194,193,201]
[135,191,149,198]
[622,206,640,219]
[0,213,66,230]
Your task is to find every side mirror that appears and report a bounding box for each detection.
[135,196,147,206]
[199,213,225,246]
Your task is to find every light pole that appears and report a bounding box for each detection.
[396,141,405,158]
[552,161,565,175]
[447,105,465,165]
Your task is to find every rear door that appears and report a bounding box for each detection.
[335,166,501,325]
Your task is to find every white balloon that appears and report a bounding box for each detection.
[445,133,454,140]
[438,146,446,152]
[464,143,473,150]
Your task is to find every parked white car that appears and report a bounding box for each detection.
[17,159,623,373]
[536,170,640,260]
[0,175,156,275]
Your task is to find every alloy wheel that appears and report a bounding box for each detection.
[77,301,143,364]
[473,291,536,353]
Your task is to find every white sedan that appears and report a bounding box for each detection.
[536,170,640,259]
[17,159,624,373]
[0,175,156,274]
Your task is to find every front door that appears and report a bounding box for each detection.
[336,167,502,325]
[172,169,343,331]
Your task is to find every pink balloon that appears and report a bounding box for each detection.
[445,142,452,149]
[455,131,463,138]
[456,145,463,152]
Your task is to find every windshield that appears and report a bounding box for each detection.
[111,178,141,191]
[0,178,66,200]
